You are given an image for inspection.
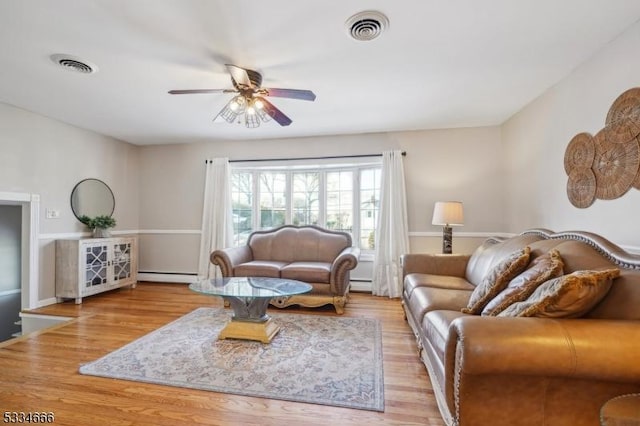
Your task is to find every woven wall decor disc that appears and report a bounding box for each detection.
[633,137,640,190]
[567,168,596,208]
[605,87,640,144]
[592,130,640,200]
[564,132,595,175]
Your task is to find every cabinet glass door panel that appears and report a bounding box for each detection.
[112,242,132,281]
[85,244,108,287]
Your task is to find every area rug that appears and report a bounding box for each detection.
[79,308,384,411]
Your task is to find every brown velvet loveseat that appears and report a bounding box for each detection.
[211,225,360,314]
[402,229,640,426]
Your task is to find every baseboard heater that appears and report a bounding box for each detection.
[137,271,198,284]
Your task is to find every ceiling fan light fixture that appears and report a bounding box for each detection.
[171,64,310,128]
[229,95,246,113]
[219,100,239,123]
[257,108,271,123]
[245,110,261,128]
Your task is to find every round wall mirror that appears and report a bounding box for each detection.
[70,178,115,220]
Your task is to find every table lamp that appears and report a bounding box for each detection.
[432,201,464,254]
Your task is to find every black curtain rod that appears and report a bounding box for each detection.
[205,151,406,164]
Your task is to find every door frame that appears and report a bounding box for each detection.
[0,192,40,310]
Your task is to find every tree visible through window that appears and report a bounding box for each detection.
[231,172,253,246]
[259,172,286,229]
[231,164,381,250]
[360,168,381,249]
[326,171,353,233]
[292,172,320,226]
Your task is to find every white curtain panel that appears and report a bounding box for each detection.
[197,158,234,279]
[372,150,410,298]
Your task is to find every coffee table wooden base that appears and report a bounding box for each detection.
[218,318,281,343]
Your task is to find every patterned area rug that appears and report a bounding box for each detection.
[79,308,384,411]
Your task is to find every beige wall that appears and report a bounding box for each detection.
[0,99,503,300]
[0,103,140,301]
[502,19,640,250]
[4,19,639,301]
[137,127,504,274]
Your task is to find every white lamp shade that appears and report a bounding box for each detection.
[432,201,464,226]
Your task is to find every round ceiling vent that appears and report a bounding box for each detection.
[345,11,389,41]
[50,54,98,74]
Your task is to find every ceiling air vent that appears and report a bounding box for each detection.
[346,11,389,41]
[50,54,98,74]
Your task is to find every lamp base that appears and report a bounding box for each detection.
[442,226,453,254]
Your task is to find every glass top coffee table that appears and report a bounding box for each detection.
[189,277,312,343]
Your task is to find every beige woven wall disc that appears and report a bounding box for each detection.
[567,168,596,208]
[606,87,640,144]
[564,132,595,175]
[592,130,640,200]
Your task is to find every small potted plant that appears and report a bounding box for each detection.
[79,215,117,238]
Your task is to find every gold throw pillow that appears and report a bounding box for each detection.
[482,249,564,316]
[461,247,531,315]
[498,268,620,318]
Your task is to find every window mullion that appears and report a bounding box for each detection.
[253,171,260,230]
[286,171,292,224]
[319,171,326,226]
[353,168,360,248]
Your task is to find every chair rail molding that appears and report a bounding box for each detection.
[408,231,516,238]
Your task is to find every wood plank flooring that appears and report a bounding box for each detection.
[0,283,445,426]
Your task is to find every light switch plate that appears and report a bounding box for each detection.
[45,208,60,219]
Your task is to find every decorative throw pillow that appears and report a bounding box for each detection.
[497,268,620,318]
[481,249,564,316]
[461,247,531,315]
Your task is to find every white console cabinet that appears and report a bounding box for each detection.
[56,237,138,304]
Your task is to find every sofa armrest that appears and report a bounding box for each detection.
[210,246,253,277]
[446,316,640,384]
[401,253,470,278]
[330,246,360,295]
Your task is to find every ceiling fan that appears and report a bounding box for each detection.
[168,64,316,128]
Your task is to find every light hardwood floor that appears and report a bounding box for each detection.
[0,283,445,426]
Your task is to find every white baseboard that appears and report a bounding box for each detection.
[136,273,373,293]
[35,297,59,307]
[138,273,198,284]
[350,281,372,292]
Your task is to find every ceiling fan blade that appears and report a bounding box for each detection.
[264,88,316,101]
[260,98,292,126]
[225,64,253,88]
[168,89,234,95]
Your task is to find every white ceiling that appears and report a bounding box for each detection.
[1,1,640,146]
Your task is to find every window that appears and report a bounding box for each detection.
[259,172,286,229]
[359,168,381,249]
[292,172,320,226]
[231,163,381,250]
[326,171,353,233]
[231,172,253,246]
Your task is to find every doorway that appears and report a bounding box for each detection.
[0,192,40,340]
[0,205,22,340]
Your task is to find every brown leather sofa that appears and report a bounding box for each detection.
[211,225,360,314]
[401,229,640,426]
